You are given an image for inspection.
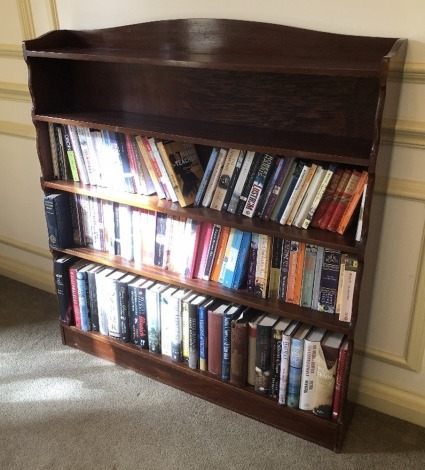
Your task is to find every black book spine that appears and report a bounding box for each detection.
[136,285,149,349]
[53,257,76,325]
[44,193,74,249]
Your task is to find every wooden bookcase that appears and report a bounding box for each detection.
[23,19,406,451]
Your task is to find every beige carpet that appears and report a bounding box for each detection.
[1,274,424,469]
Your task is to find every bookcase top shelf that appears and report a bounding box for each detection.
[23,18,405,77]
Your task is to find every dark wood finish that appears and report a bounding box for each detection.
[23,18,407,452]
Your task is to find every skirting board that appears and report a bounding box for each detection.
[349,375,425,428]
[0,254,55,294]
[1,255,424,430]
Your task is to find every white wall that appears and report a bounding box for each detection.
[1,0,424,427]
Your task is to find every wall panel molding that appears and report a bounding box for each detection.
[0,235,50,259]
[0,44,22,59]
[0,81,30,102]
[16,0,36,40]
[46,0,60,30]
[0,120,35,138]
[375,175,425,201]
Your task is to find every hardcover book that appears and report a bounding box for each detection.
[159,286,179,358]
[210,148,242,211]
[116,273,138,342]
[198,297,216,371]
[194,147,220,207]
[207,302,231,375]
[247,313,265,385]
[145,282,169,354]
[298,327,327,411]
[53,255,77,326]
[254,314,280,393]
[222,304,244,380]
[44,193,74,249]
[313,331,345,419]
[230,308,259,387]
[332,338,349,421]
[278,321,300,405]
[187,294,208,369]
[317,248,342,314]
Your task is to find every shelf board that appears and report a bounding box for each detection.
[34,113,372,166]
[61,324,344,451]
[45,180,365,257]
[58,245,354,335]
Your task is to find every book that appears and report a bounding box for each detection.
[210,148,242,211]
[76,262,97,331]
[317,168,352,230]
[182,219,201,278]
[207,302,231,375]
[134,135,167,199]
[300,244,318,308]
[255,157,287,218]
[128,277,151,348]
[222,150,246,211]
[48,122,60,179]
[187,294,208,369]
[336,171,368,234]
[277,321,300,405]
[298,327,327,411]
[127,134,156,195]
[230,308,259,387]
[159,286,179,357]
[310,167,344,228]
[292,165,326,227]
[355,182,368,241]
[146,137,176,200]
[145,282,169,354]
[254,234,272,298]
[104,269,127,339]
[326,169,363,231]
[76,125,101,186]
[317,249,342,314]
[66,125,90,185]
[311,246,325,310]
[170,288,190,362]
[53,255,77,326]
[286,323,312,408]
[242,153,275,218]
[193,222,214,280]
[181,291,196,362]
[286,163,318,225]
[338,255,359,322]
[217,228,236,284]
[268,237,283,299]
[61,124,80,182]
[115,131,137,193]
[202,224,222,281]
[116,272,138,342]
[247,313,265,385]
[156,139,205,207]
[198,297,215,371]
[201,148,228,208]
[43,193,74,249]
[254,314,280,393]
[278,239,291,299]
[246,232,259,294]
[226,150,256,214]
[285,240,300,303]
[222,304,244,380]
[269,317,293,398]
[93,266,114,335]
[332,338,349,421]
[301,164,337,229]
[222,229,244,288]
[313,331,345,419]
[69,259,90,329]
[235,152,262,215]
[231,231,252,290]
[194,147,220,207]
[209,225,231,283]
[279,162,311,225]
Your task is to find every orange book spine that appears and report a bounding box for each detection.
[285,241,299,303]
[292,242,306,305]
[336,172,368,235]
[210,225,231,282]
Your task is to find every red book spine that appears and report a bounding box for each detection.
[69,267,81,328]
[207,309,224,375]
[332,341,349,421]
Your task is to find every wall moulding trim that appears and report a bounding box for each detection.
[0,253,54,294]
[349,374,425,428]
[402,62,425,84]
[0,120,35,138]
[0,44,22,59]
[16,0,36,40]
[0,81,30,102]
[375,175,425,201]
[0,235,51,259]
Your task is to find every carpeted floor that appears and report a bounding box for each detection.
[1,274,424,469]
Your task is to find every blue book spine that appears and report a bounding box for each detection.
[194,147,220,207]
[222,229,244,288]
[231,232,252,289]
[286,337,305,408]
[76,271,90,331]
[273,161,304,222]
[221,313,234,380]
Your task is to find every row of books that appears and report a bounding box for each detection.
[49,122,367,238]
[44,193,357,321]
[48,123,205,207]
[54,255,348,420]
[194,147,368,236]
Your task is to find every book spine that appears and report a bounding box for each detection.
[242,153,275,218]
[194,147,220,207]
[268,238,283,299]
[299,338,320,411]
[254,324,274,393]
[210,148,240,211]
[246,233,259,293]
[198,305,208,371]
[117,280,131,342]
[207,310,223,375]
[230,322,249,386]
[171,297,183,362]
[76,270,91,331]
[62,124,80,181]
[300,244,318,308]
[201,148,228,207]
[202,224,222,281]
[221,312,233,380]
[269,328,283,398]
[231,231,252,290]
[222,150,245,211]
[53,258,74,326]
[286,337,306,408]
[188,303,199,369]
[254,234,271,298]
[332,343,349,421]
[278,239,291,299]
[145,290,161,354]
[277,334,291,405]
[69,267,82,329]
[227,150,255,214]
[318,249,342,313]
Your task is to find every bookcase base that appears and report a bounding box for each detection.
[61,324,347,452]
